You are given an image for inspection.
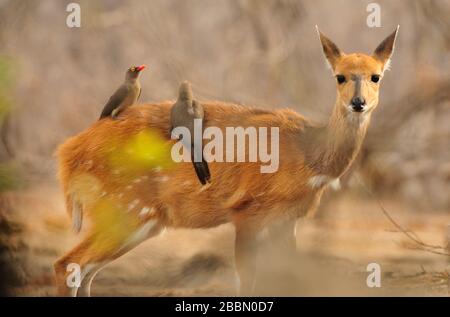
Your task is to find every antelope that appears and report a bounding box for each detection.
[54,27,399,296]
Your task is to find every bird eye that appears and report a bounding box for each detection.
[336,75,346,84]
[371,74,380,83]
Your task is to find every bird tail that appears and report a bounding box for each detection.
[178,81,193,102]
[191,149,211,185]
[193,161,211,185]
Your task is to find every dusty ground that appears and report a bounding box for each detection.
[1,181,449,296]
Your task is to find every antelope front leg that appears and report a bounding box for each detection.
[234,222,261,296]
[267,217,297,257]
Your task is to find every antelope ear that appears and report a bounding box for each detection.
[372,26,399,72]
[316,26,342,71]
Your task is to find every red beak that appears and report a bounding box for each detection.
[135,65,146,72]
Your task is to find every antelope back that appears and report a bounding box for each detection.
[57,102,318,230]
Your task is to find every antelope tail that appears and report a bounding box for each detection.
[66,193,83,233]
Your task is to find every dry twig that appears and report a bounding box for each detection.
[356,175,450,257]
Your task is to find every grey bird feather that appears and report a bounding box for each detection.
[170,81,211,185]
[99,65,146,120]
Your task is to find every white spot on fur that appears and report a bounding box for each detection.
[159,176,169,182]
[154,166,162,172]
[182,181,192,186]
[139,206,156,217]
[308,175,329,188]
[329,178,341,191]
[140,206,150,215]
[127,199,140,212]
[126,185,133,190]
[308,174,341,190]
[133,178,142,184]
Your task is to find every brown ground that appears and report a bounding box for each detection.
[1,182,449,297]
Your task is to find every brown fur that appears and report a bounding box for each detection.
[59,102,317,228]
[54,28,398,296]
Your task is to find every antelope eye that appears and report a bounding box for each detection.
[336,75,346,84]
[371,74,380,83]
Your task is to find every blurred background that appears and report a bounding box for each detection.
[0,0,449,296]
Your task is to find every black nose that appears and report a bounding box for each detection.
[351,97,366,112]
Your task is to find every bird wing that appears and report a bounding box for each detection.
[99,84,130,119]
[170,99,194,130]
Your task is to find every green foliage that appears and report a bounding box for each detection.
[0,163,22,192]
[0,55,15,123]
[0,56,15,88]
[0,56,21,192]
